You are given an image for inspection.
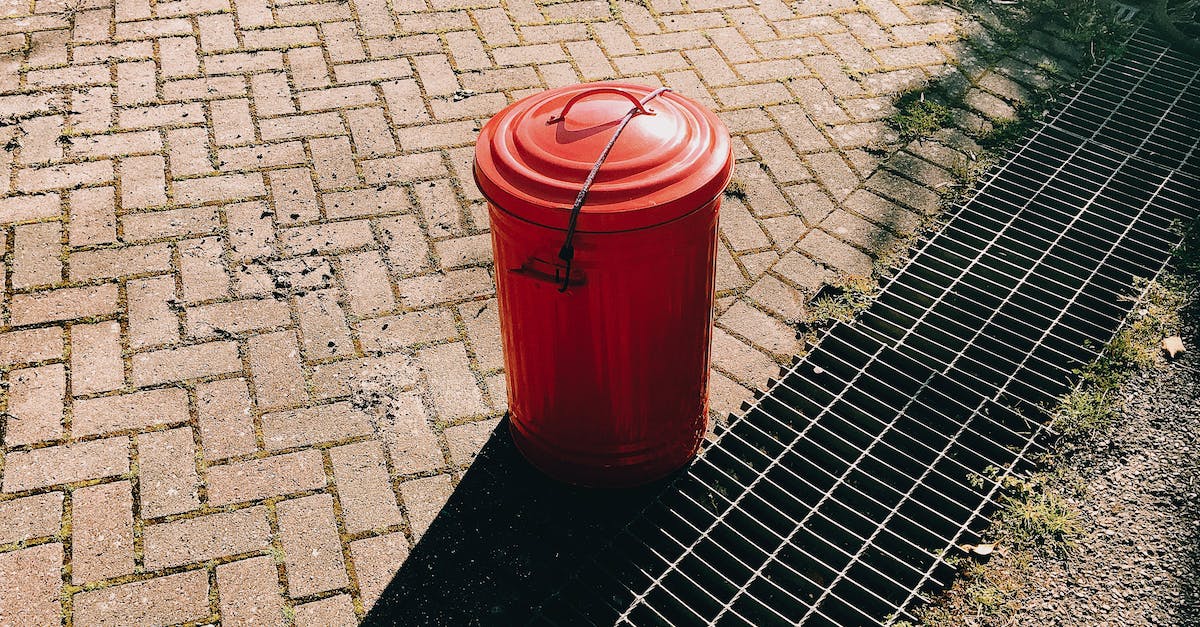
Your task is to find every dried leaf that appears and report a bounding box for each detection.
[1162,336,1186,359]
[972,543,995,556]
[959,543,975,553]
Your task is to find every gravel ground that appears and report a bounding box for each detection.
[1005,321,1200,626]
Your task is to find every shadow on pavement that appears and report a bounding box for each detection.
[361,416,670,626]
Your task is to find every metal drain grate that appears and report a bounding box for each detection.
[532,29,1199,626]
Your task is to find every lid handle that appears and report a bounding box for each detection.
[547,88,657,124]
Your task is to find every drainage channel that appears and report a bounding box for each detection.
[531,28,1199,626]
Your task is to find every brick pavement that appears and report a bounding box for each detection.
[0,0,1073,622]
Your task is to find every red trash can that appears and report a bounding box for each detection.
[474,82,733,487]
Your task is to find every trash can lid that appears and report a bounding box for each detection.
[475,82,732,233]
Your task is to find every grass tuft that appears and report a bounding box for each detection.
[806,277,879,326]
[995,474,1083,557]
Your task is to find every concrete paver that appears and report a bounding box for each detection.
[0,0,1065,621]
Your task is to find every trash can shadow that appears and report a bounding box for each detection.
[361,415,673,626]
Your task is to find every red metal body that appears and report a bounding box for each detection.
[474,82,732,487]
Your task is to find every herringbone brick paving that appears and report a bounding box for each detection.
[0,0,1072,622]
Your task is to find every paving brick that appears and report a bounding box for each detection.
[330,441,403,533]
[362,153,446,186]
[212,99,256,147]
[166,127,214,176]
[138,427,201,518]
[715,240,748,292]
[71,131,162,159]
[73,569,210,627]
[746,274,808,322]
[217,556,285,626]
[350,532,410,610]
[807,151,860,200]
[71,480,135,583]
[18,160,115,193]
[116,60,157,105]
[380,78,429,126]
[718,301,802,359]
[296,289,355,359]
[0,492,62,545]
[9,284,119,326]
[219,142,309,173]
[131,341,242,386]
[709,369,753,416]
[118,103,205,130]
[310,354,416,402]
[144,506,271,569]
[395,121,477,151]
[356,309,457,353]
[865,168,942,214]
[251,72,297,116]
[345,111,396,160]
[419,342,489,420]
[277,493,349,597]
[67,188,117,245]
[323,187,408,220]
[294,594,357,626]
[310,136,358,191]
[266,168,320,225]
[175,172,266,205]
[262,401,372,449]
[2,437,129,492]
[338,250,396,316]
[248,330,308,410]
[458,300,502,371]
[207,450,327,505]
[711,327,781,384]
[797,228,873,277]
[197,378,257,460]
[186,299,291,339]
[735,164,793,218]
[323,21,366,62]
[70,243,173,281]
[0,327,62,368]
[3,363,65,446]
[16,115,63,165]
[179,236,232,302]
[843,188,923,235]
[772,250,833,293]
[69,319,123,393]
[73,388,188,437]
[758,213,806,252]
[396,268,493,309]
[0,193,60,224]
[0,543,63,627]
[719,197,772,252]
[445,418,500,466]
[430,91,508,121]
[279,220,374,255]
[400,474,452,541]
[127,276,180,348]
[159,36,199,77]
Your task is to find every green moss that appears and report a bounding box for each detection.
[888,95,954,142]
